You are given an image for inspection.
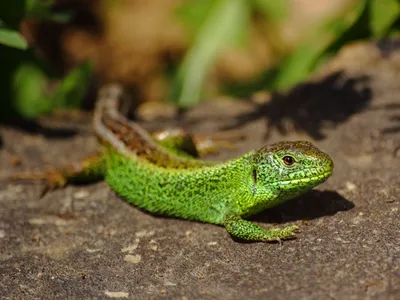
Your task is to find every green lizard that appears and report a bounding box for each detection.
[14,84,334,242]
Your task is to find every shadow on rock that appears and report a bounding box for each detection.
[375,38,400,58]
[381,116,400,135]
[370,103,400,135]
[226,71,372,140]
[252,190,354,224]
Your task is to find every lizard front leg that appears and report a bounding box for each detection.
[223,214,298,242]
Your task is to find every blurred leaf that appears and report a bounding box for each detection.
[12,63,51,118]
[25,0,54,12]
[251,0,288,21]
[272,0,367,90]
[51,61,92,108]
[26,0,73,23]
[174,0,250,107]
[369,0,400,37]
[324,0,367,37]
[11,61,92,119]
[176,0,216,35]
[273,44,326,89]
[0,28,28,49]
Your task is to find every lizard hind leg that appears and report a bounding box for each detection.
[8,152,106,197]
[152,128,200,158]
[223,214,298,243]
[152,128,245,158]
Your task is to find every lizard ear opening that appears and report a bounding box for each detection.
[252,168,257,184]
[251,168,257,195]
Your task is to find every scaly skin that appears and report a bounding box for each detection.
[27,85,335,242]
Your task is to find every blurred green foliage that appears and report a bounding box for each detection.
[0,28,28,50]
[0,0,399,121]
[174,0,400,107]
[0,0,89,121]
[172,0,252,108]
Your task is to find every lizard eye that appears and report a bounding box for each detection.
[282,156,295,166]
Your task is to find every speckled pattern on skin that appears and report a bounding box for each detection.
[94,86,211,169]
[61,85,334,242]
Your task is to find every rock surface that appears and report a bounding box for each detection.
[1,42,399,299]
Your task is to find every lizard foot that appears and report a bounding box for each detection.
[224,214,299,243]
[8,169,67,198]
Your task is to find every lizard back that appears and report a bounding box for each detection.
[93,85,213,169]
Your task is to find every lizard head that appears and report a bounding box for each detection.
[249,141,333,207]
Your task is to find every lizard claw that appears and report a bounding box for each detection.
[39,170,67,198]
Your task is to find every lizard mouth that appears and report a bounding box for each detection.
[270,170,333,186]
